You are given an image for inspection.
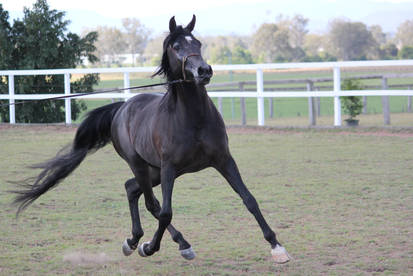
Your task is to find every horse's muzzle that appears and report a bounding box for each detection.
[197,65,213,85]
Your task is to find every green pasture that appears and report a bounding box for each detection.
[1,125,412,275]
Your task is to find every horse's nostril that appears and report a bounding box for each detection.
[198,67,206,76]
[198,66,212,77]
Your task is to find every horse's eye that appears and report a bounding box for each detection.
[172,43,180,51]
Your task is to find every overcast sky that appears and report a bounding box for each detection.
[3,0,413,36]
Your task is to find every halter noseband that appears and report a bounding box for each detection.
[182,53,200,81]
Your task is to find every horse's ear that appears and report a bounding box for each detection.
[169,16,177,32]
[185,14,196,32]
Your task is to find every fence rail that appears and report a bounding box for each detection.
[1,60,413,126]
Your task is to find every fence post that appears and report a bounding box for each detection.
[124,72,130,101]
[362,96,367,114]
[64,73,71,125]
[381,77,390,125]
[239,82,246,125]
[307,81,316,126]
[333,67,342,126]
[256,68,265,126]
[8,74,15,124]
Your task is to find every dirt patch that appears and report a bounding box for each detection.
[62,251,113,267]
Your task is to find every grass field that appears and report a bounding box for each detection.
[1,125,412,275]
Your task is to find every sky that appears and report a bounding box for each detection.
[2,0,413,37]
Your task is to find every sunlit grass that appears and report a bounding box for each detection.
[1,126,412,275]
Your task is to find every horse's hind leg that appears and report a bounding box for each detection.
[122,175,194,260]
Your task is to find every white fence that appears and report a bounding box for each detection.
[1,60,413,126]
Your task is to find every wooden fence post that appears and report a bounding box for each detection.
[269,98,274,118]
[239,82,246,125]
[316,93,321,116]
[381,77,390,125]
[362,96,367,114]
[307,81,316,126]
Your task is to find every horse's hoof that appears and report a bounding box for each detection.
[138,241,151,257]
[122,239,135,256]
[180,246,196,260]
[271,245,291,264]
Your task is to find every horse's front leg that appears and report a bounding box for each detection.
[138,164,175,257]
[215,155,291,264]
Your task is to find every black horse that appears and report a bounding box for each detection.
[13,15,290,264]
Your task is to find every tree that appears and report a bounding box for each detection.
[122,18,150,65]
[276,14,309,49]
[303,34,324,56]
[0,0,98,123]
[327,19,375,60]
[398,46,413,59]
[210,46,232,64]
[231,46,254,64]
[379,43,398,60]
[252,17,307,63]
[395,20,413,48]
[369,25,386,46]
[252,23,279,62]
[93,26,127,66]
[143,33,167,66]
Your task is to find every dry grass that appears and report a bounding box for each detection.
[0,125,412,275]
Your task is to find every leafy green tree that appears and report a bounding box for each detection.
[379,43,398,60]
[0,0,98,123]
[398,46,413,59]
[210,46,232,64]
[341,79,363,121]
[231,46,254,64]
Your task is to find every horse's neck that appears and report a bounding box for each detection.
[169,82,211,123]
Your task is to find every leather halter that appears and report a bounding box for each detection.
[181,53,200,81]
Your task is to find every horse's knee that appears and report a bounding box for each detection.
[125,178,141,201]
[145,199,161,215]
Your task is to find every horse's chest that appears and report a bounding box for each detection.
[169,130,220,170]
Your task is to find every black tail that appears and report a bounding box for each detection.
[12,101,124,215]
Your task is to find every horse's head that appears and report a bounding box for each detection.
[154,15,213,85]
